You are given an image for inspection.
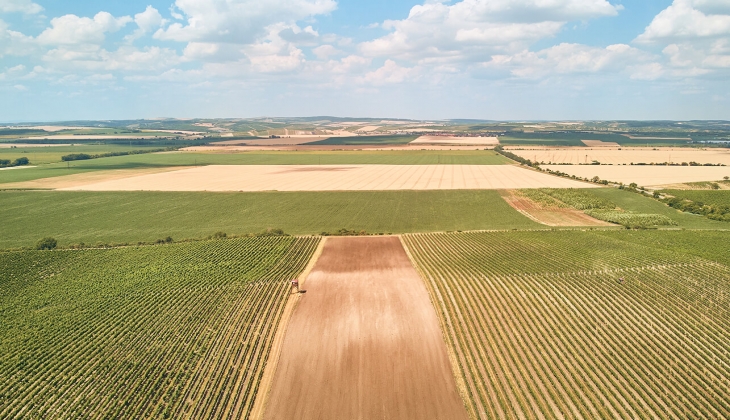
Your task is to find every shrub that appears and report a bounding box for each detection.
[36,237,58,250]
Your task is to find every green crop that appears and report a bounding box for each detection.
[0,236,319,419]
[404,230,730,419]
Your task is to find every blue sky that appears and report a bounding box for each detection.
[1,0,729,121]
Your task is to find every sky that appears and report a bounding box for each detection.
[1,0,729,121]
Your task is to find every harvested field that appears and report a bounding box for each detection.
[2,167,191,189]
[61,164,596,191]
[412,136,500,146]
[263,237,468,420]
[542,165,730,187]
[500,189,614,226]
[510,147,730,165]
[0,143,73,148]
[581,140,620,147]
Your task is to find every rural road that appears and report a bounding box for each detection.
[263,236,468,420]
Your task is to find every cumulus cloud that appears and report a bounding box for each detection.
[361,59,418,85]
[482,43,653,79]
[0,0,43,15]
[0,18,36,57]
[37,12,133,45]
[360,0,622,61]
[155,0,336,43]
[636,0,730,43]
[635,1,730,77]
[42,45,181,72]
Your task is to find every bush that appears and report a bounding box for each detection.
[36,237,58,250]
[61,153,92,161]
[12,157,29,166]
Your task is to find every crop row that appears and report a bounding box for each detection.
[0,236,319,419]
[403,231,730,420]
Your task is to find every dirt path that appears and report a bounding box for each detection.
[262,236,468,420]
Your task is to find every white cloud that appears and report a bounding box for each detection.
[636,0,730,43]
[635,1,730,77]
[361,59,417,85]
[360,0,622,61]
[312,44,341,59]
[482,43,653,79]
[155,0,336,43]
[43,45,181,72]
[0,18,36,57]
[0,0,43,15]
[135,6,164,33]
[37,12,133,45]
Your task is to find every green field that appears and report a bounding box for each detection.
[404,230,730,419]
[659,189,730,208]
[0,190,540,249]
[307,134,419,145]
[0,145,166,165]
[0,236,319,419]
[499,132,693,147]
[0,150,509,184]
[589,187,725,229]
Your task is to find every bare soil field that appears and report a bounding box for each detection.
[3,167,191,189]
[500,190,614,226]
[183,144,490,152]
[412,135,500,146]
[61,164,596,191]
[542,165,730,187]
[509,147,730,165]
[581,140,620,147]
[262,237,468,420]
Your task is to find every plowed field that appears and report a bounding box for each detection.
[263,236,468,420]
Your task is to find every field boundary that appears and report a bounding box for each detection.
[399,235,473,418]
[249,237,326,420]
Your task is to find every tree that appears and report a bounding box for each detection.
[36,237,58,250]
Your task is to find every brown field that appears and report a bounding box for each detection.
[581,140,620,147]
[182,144,490,152]
[509,147,730,165]
[262,237,468,420]
[61,164,596,191]
[500,190,614,226]
[542,164,730,187]
[412,135,500,146]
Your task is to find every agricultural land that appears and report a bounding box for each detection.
[2,118,729,420]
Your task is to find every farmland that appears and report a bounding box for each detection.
[0,236,319,419]
[403,230,730,419]
[60,164,594,192]
[0,190,540,249]
[307,134,419,145]
[508,147,730,166]
[0,144,170,165]
[0,150,509,185]
[542,164,730,187]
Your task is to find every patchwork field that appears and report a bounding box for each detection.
[263,237,468,419]
[0,236,319,419]
[61,164,595,192]
[511,147,730,165]
[0,150,509,185]
[403,230,730,419]
[499,189,614,226]
[411,135,500,146]
[542,165,730,186]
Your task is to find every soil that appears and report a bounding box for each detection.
[262,236,469,420]
[500,190,614,226]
